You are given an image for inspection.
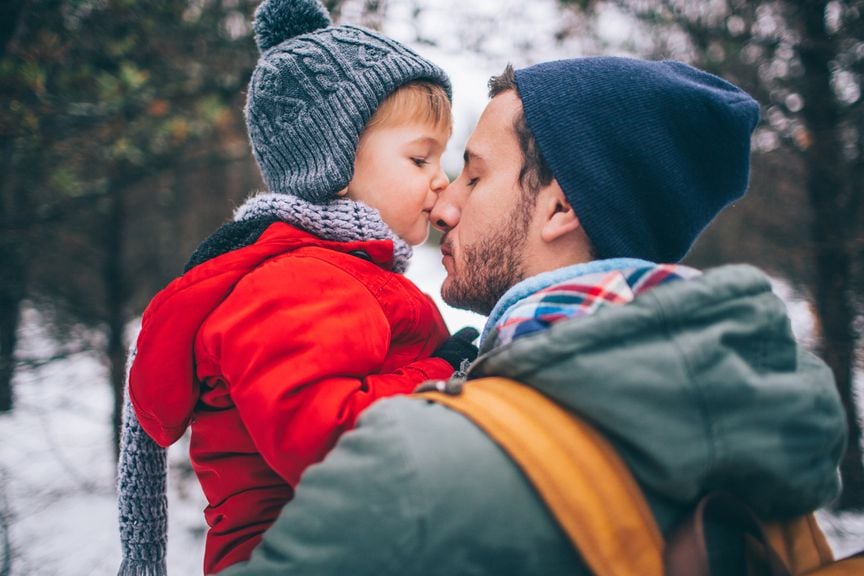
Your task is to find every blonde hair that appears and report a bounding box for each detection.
[364,81,452,133]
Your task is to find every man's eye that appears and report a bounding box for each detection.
[412,157,428,167]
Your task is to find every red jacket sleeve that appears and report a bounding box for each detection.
[196,252,452,486]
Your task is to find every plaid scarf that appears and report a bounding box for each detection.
[492,264,701,348]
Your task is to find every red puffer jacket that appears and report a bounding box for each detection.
[129,222,452,574]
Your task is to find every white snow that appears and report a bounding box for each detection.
[0,307,207,575]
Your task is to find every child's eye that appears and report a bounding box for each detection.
[412,157,428,167]
[467,177,479,187]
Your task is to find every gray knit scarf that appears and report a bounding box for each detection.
[117,193,412,575]
[234,193,412,272]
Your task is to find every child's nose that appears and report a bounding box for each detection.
[431,167,449,192]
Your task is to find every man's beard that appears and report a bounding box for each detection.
[441,195,532,316]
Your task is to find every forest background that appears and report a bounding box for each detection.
[1,0,862,574]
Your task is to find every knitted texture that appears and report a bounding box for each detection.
[234,192,413,272]
[117,351,167,576]
[514,57,761,263]
[245,0,451,203]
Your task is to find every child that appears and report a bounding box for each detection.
[116,1,478,574]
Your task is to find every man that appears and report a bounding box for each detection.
[220,58,846,575]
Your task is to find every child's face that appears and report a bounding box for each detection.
[344,121,450,246]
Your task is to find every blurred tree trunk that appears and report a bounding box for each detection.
[0,134,38,413]
[796,0,863,510]
[0,253,22,413]
[322,0,346,21]
[0,226,22,412]
[104,175,128,458]
[0,0,24,59]
[0,147,19,412]
[323,0,385,28]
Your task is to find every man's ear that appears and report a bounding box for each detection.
[539,180,582,243]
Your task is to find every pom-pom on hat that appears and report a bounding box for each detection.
[253,0,331,51]
[514,57,760,263]
[246,0,452,203]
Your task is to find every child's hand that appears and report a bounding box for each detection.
[432,327,480,370]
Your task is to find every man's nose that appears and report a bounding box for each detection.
[431,182,461,233]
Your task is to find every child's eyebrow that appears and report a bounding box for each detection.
[405,135,447,153]
[408,135,445,146]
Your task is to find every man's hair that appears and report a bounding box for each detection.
[488,65,554,198]
[364,81,452,134]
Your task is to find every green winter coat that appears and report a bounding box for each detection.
[220,265,846,576]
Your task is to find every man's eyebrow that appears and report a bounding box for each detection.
[463,148,485,166]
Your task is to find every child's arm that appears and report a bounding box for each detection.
[198,253,452,487]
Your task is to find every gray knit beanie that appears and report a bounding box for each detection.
[246,0,452,203]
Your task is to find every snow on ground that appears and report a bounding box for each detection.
[0,307,207,575]
[1,252,862,575]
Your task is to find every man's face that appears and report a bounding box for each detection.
[431,91,534,316]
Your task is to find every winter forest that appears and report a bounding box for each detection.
[1,0,863,574]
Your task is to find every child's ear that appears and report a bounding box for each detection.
[539,180,582,243]
[336,186,349,198]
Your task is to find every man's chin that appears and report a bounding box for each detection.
[440,278,464,310]
[441,279,493,316]
[440,276,457,307]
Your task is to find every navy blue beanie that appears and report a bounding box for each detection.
[514,57,760,263]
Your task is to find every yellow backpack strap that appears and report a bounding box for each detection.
[763,516,834,573]
[417,376,664,576]
[766,516,864,576]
